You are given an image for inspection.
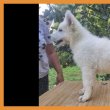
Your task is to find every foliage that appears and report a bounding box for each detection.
[96,74,110,81]
[57,51,74,67]
[55,45,75,67]
[43,4,110,37]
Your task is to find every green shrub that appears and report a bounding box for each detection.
[57,51,73,67]
[96,74,110,81]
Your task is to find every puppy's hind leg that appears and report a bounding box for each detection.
[79,68,95,102]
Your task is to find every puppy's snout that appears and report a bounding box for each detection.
[51,31,58,42]
[51,36,58,44]
[51,34,56,42]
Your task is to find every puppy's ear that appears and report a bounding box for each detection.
[64,10,74,26]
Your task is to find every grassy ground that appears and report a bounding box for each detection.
[49,66,110,89]
[49,66,82,89]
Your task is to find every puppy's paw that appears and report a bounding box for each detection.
[79,89,85,95]
[78,95,89,103]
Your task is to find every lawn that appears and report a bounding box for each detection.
[49,66,82,89]
[49,66,110,89]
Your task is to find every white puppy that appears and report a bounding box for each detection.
[51,10,110,102]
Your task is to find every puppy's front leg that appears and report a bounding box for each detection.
[79,68,95,102]
[79,86,93,102]
[79,88,85,95]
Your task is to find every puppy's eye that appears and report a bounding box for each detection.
[59,29,63,32]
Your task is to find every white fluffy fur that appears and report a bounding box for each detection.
[51,10,110,102]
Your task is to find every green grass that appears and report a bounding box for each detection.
[49,66,82,89]
[49,66,110,89]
